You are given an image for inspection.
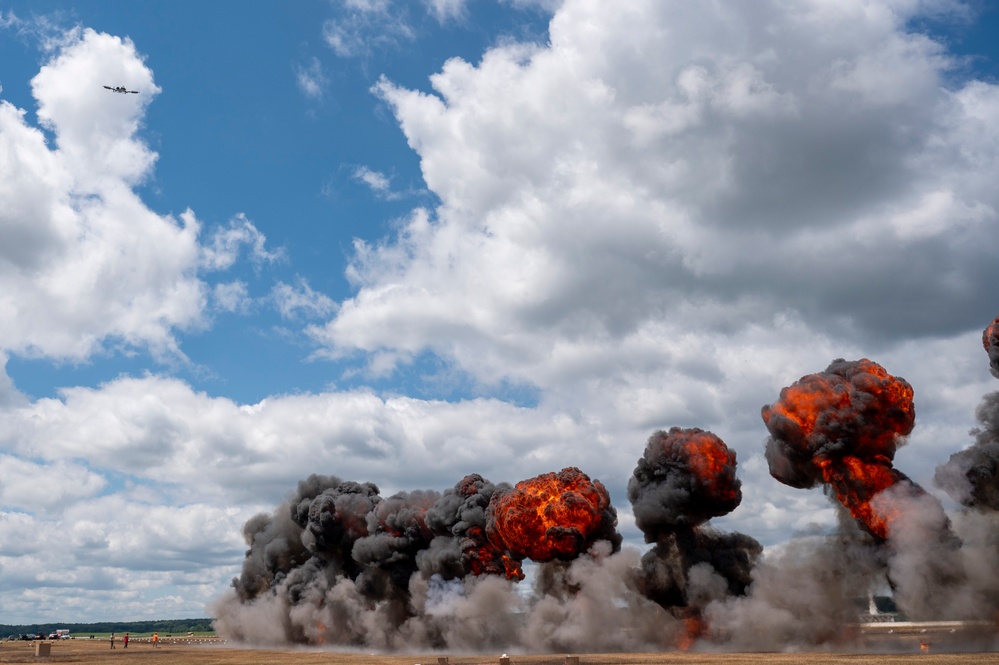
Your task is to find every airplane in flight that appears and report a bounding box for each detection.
[103,85,138,94]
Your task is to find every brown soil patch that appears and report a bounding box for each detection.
[2,639,997,665]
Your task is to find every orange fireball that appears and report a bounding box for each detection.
[461,525,525,580]
[486,467,619,562]
[816,456,907,540]
[985,313,999,377]
[984,314,999,353]
[762,359,916,539]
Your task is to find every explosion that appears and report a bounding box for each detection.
[422,473,524,581]
[629,427,742,533]
[486,467,621,563]
[755,358,984,627]
[627,428,760,616]
[215,323,999,652]
[214,467,632,649]
[762,358,916,540]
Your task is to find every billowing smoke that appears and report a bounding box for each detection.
[935,393,999,511]
[630,427,742,532]
[420,473,522,581]
[212,467,685,651]
[627,427,761,620]
[214,323,999,652]
[230,474,333,603]
[920,314,999,628]
[936,315,999,509]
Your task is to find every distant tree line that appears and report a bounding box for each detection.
[0,618,214,637]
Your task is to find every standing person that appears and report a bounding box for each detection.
[151,632,158,648]
[109,633,115,649]
[123,633,129,648]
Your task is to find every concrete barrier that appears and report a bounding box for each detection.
[34,641,51,657]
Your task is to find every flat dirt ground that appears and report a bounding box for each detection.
[2,639,998,665]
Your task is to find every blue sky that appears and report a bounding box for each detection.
[0,1,551,405]
[2,0,999,627]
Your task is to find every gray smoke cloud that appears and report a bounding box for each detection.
[705,488,999,651]
[935,392,999,511]
[705,524,888,649]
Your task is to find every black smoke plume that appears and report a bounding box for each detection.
[627,427,761,617]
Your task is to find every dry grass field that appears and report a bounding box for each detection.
[2,638,998,665]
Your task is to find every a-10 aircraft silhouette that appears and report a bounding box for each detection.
[103,85,138,94]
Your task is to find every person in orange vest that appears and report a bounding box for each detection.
[151,632,159,648]
[123,633,129,648]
